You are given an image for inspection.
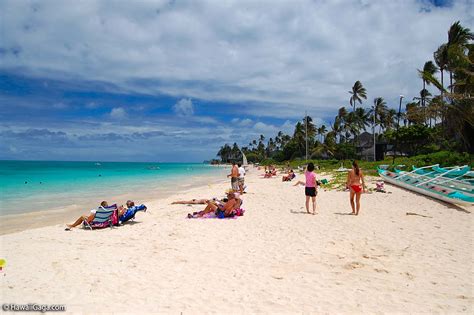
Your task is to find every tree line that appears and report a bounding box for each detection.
[216,21,473,163]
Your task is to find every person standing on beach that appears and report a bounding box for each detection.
[294,162,318,215]
[227,162,239,192]
[346,160,366,215]
[237,163,246,194]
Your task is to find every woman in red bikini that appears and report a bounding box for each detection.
[346,161,366,215]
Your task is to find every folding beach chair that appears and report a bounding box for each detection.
[83,204,119,230]
[119,204,147,224]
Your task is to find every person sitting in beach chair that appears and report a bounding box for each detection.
[65,201,118,230]
[188,192,237,218]
[118,200,147,223]
[282,170,296,181]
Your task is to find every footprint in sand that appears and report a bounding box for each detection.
[374,268,389,273]
[403,272,415,280]
[344,261,364,270]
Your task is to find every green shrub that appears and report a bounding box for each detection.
[259,158,277,166]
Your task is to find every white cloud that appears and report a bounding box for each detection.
[231,118,253,126]
[1,0,473,132]
[173,98,194,116]
[253,122,275,134]
[2,0,473,119]
[110,107,126,120]
[240,118,253,127]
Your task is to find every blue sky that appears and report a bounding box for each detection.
[0,0,472,162]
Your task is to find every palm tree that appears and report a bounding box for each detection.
[293,122,306,157]
[418,61,438,110]
[344,111,359,140]
[414,88,433,125]
[332,116,343,143]
[266,138,275,157]
[452,42,474,96]
[275,131,283,150]
[354,107,370,132]
[349,81,367,111]
[217,144,232,163]
[434,44,448,97]
[426,99,441,127]
[384,109,397,131]
[335,107,348,142]
[303,116,317,140]
[317,125,327,143]
[280,134,292,148]
[337,107,348,121]
[446,21,474,93]
[372,97,387,133]
[405,101,424,125]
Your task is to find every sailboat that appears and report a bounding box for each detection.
[241,150,249,171]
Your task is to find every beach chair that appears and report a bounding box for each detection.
[83,204,119,230]
[119,204,147,224]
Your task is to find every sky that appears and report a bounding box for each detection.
[0,0,473,162]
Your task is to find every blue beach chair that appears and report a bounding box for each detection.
[119,204,147,224]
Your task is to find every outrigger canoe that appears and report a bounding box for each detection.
[397,166,474,195]
[412,164,471,177]
[378,168,474,206]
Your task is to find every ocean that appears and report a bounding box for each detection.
[0,160,228,216]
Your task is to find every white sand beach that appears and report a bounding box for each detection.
[1,167,473,313]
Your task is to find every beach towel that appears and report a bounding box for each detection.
[188,209,245,219]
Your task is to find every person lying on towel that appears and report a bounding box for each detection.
[188,192,237,218]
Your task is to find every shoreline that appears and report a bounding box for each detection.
[0,169,229,235]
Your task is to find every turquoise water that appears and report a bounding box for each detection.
[0,160,227,215]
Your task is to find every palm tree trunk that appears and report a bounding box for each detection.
[423,80,426,125]
[440,68,445,127]
[440,69,444,99]
[440,69,444,97]
[450,71,453,94]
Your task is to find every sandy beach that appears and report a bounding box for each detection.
[1,167,473,313]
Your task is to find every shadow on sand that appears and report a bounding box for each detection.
[384,182,471,214]
[290,210,311,215]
